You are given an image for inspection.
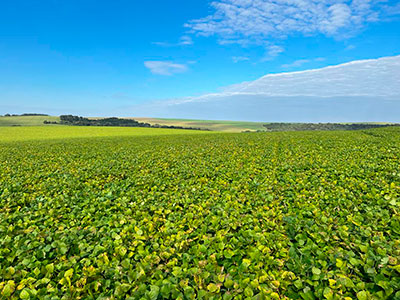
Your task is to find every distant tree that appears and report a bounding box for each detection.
[262,123,398,132]
[58,115,205,130]
[22,113,49,116]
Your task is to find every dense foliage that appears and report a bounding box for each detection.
[0,128,399,299]
[59,115,149,127]
[3,114,49,117]
[262,123,399,132]
[57,115,206,131]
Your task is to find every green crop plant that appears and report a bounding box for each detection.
[0,126,211,143]
[0,127,399,299]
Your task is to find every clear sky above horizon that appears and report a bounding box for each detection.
[0,0,399,121]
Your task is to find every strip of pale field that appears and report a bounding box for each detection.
[0,126,213,143]
[134,117,266,132]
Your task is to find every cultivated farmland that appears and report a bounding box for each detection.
[0,127,399,299]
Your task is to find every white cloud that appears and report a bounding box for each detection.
[131,55,400,122]
[232,56,250,63]
[282,57,325,68]
[152,41,170,47]
[179,35,194,45]
[382,2,400,16]
[263,45,285,60]
[153,35,194,47]
[221,55,400,97]
[144,61,188,76]
[185,0,388,44]
[281,59,311,69]
[148,55,400,102]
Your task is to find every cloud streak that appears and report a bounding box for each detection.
[263,45,285,60]
[144,61,188,76]
[232,56,250,63]
[216,55,400,98]
[281,57,325,69]
[153,36,194,47]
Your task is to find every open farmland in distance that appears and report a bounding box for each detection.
[0,127,399,299]
[2,115,397,133]
[0,115,267,132]
[0,116,60,127]
[133,118,268,132]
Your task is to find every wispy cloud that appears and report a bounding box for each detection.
[152,42,169,47]
[185,0,391,45]
[345,44,356,51]
[144,61,188,76]
[383,2,400,16]
[263,45,285,61]
[153,35,193,47]
[281,59,311,69]
[282,57,325,69]
[232,56,250,63]
[179,35,194,45]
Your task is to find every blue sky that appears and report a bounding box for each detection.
[0,0,399,121]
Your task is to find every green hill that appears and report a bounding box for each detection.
[0,115,60,126]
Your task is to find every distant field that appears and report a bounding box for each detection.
[2,115,396,133]
[0,126,212,143]
[134,117,266,132]
[0,115,59,126]
[0,116,263,132]
[133,118,398,132]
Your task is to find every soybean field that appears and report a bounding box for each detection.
[0,127,399,299]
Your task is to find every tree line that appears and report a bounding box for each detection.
[3,113,49,117]
[44,115,207,131]
[262,123,400,131]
